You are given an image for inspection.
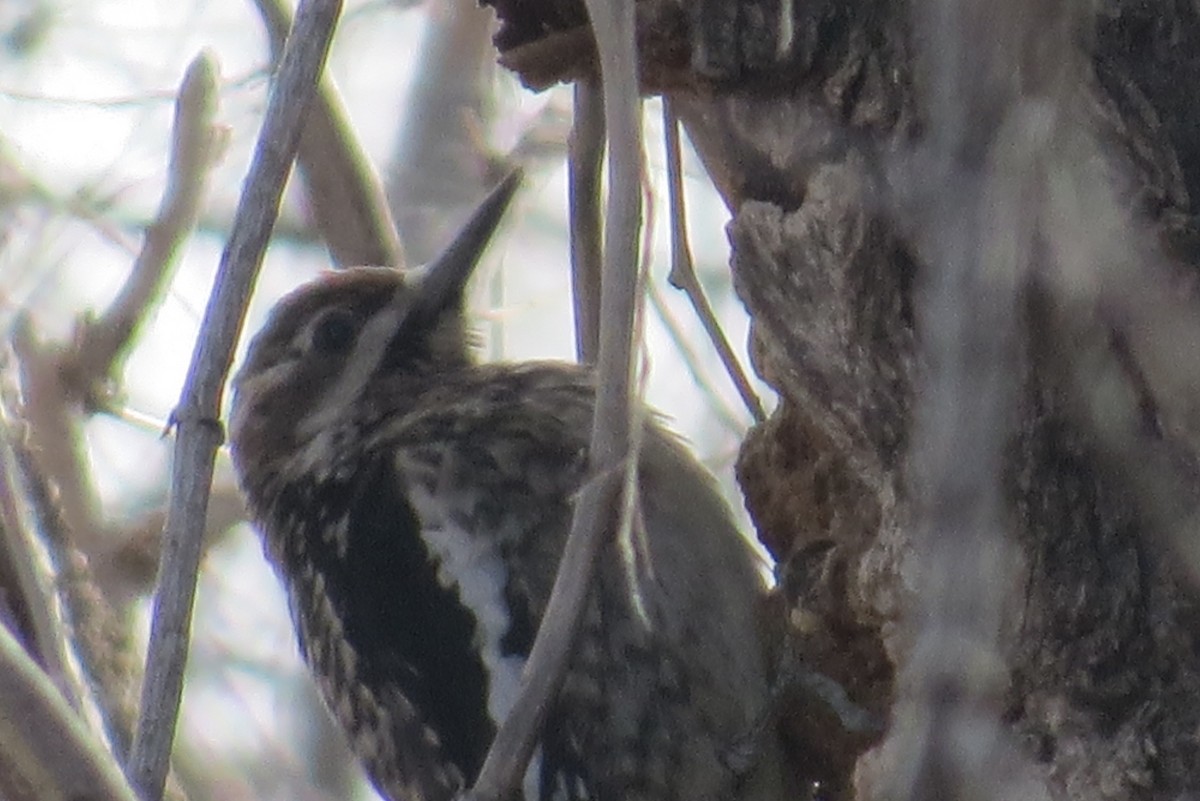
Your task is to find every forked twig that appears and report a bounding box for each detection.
[661,100,765,423]
[69,53,223,394]
[126,2,343,798]
[13,53,222,597]
[5,53,222,771]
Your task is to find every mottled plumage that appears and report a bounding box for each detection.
[228,180,782,801]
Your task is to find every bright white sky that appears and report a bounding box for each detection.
[0,1,770,797]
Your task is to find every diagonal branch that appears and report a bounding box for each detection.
[0,622,140,801]
[125,2,344,798]
[253,0,402,268]
[66,52,223,401]
[13,52,222,597]
[662,99,764,424]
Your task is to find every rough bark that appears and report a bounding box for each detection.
[484,1,1200,799]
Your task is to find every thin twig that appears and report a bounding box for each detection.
[0,622,140,801]
[253,0,402,268]
[0,412,146,762]
[126,3,343,798]
[568,79,604,364]
[464,0,643,797]
[0,390,77,700]
[662,99,764,423]
[11,47,218,630]
[12,53,221,599]
[582,0,642,471]
[646,282,745,435]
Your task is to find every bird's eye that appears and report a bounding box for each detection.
[309,308,359,354]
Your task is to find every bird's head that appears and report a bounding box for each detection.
[228,171,521,489]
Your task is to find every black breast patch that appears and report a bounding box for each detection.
[297,460,496,782]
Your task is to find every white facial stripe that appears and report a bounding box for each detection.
[298,293,412,440]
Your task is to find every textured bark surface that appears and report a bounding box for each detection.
[485,1,1200,798]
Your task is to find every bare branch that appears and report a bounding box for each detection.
[253,0,403,268]
[11,318,104,557]
[67,52,223,396]
[126,2,343,798]
[465,0,643,796]
[0,386,77,698]
[581,0,641,483]
[645,282,745,435]
[11,324,168,774]
[0,417,146,757]
[0,621,140,801]
[12,53,221,574]
[662,99,764,424]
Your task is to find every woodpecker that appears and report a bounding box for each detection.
[228,173,784,801]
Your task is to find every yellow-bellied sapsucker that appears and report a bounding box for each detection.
[228,174,785,801]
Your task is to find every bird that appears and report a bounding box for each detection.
[227,172,785,801]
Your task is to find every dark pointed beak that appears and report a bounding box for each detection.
[412,168,523,318]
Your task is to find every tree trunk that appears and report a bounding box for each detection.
[485,1,1200,798]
